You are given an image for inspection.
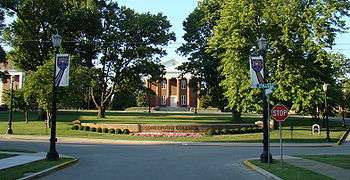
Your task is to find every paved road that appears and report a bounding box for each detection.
[1,141,349,180]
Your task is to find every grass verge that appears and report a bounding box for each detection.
[299,154,350,169]
[0,157,73,180]
[249,160,333,180]
[0,153,16,160]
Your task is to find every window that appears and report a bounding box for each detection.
[161,80,167,89]
[181,95,187,106]
[181,79,186,89]
[161,96,166,105]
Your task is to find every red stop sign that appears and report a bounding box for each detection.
[271,104,289,122]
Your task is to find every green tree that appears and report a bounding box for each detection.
[209,0,350,119]
[3,88,34,123]
[90,1,175,118]
[1,0,100,70]
[177,0,227,111]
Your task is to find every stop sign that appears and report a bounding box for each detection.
[271,104,289,122]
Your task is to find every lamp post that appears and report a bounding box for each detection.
[342,89,346,127]
[257,35,272,163]
[6,75,15,134]
[46,31,62,161]
[323,83,331,142]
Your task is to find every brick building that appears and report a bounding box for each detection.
[146,59,199,108]
[0,62,25,105]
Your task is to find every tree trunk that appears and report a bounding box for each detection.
[231,109,241,123]
[24,111,29,124]
[97,106,106,118]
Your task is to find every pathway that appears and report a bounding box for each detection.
[0,152,46,170]
[284,156,350,180]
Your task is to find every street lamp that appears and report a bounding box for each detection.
[322,83,331,142]
[6,75,15,134]
[342,89,346,127]
[46,31,62,161]
[258,35,272,163]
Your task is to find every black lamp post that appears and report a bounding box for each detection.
[257,35,272,163]
[323,83,331,142]
[342,89,346,127]
[46,31,62,161]
[6,75,15,134]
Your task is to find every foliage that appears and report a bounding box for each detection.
[84,126,90,131]
[122,129,130,134]
[109,128,115,134]
[97,127,102,133]
[207,129,215,136]
[115,128,122,134]
[71,125,79,130]
[90,1,175,118]
[102,128,108,133]
[177,0,226,111]
[208,0,350,115]
[90,127,96,132]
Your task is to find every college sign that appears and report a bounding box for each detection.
[55,54,70,87]
[249,56,265,88]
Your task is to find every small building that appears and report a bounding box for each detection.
[0,62,25,105]
[146,59,199,108]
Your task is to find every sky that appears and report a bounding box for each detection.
[3,0,350,60]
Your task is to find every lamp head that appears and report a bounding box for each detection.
[323,83,329,92]
[257,35,268,51]
[52,31,62,48]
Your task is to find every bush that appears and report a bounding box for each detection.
[103,128,109,133]
[207,129,215,136]
[71,125,79,130]
[79,126,84,130]
[91,127,96,132]
[115,129,122,134]
[97,127,102,133]
[221,128,229,135]
[84,126,90,131]
[241,127,248,133]
[109,129,115,134]
[122,129,130,134]
[214,129,221,135]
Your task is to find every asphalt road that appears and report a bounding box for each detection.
[1,141,349,180]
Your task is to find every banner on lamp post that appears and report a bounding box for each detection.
[55,54,70,87]
[249,56,265,88]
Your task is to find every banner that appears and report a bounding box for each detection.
[249,56,265,88]
[55,54,70,87]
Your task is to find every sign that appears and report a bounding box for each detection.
[55,54,70,87]
[312,124,321,134]
[271,104,289,122]
[249,56,265,88]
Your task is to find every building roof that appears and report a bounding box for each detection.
[162,59,191,79]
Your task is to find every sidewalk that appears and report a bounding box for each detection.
[245,155,350,180]
[0,152,46,170]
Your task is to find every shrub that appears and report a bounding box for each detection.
[71,125,79,130]
[207,129,215,136]
[109,129,115,134]
[214,129,221,135]
[84,126,90,131]
[115,129,122,134]
[221,128,229,135]
[79,126,84,130]
[91,127,96,132]
[103,128,109,133]
[97,127,102,133]
[241,127,248,133]
[122,129,130,134]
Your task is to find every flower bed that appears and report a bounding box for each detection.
[133,132,203,138]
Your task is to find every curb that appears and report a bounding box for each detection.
[181,142,335,147]
[18,157,78,180]
[337,128,350,145]
[243,160,282,180]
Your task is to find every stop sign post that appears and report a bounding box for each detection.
[271,104,289,168]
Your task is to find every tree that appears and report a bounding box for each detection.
[177,0,227,111]
[1,0,100,71]
[208,0,350,119]
[90,1,175,118]
[3,88,34,123]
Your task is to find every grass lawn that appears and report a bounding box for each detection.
[249,160,333,180]
[0,111,346,143]
[0,153,16,160]
[0,157,73,180]
[299,155,350,169]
